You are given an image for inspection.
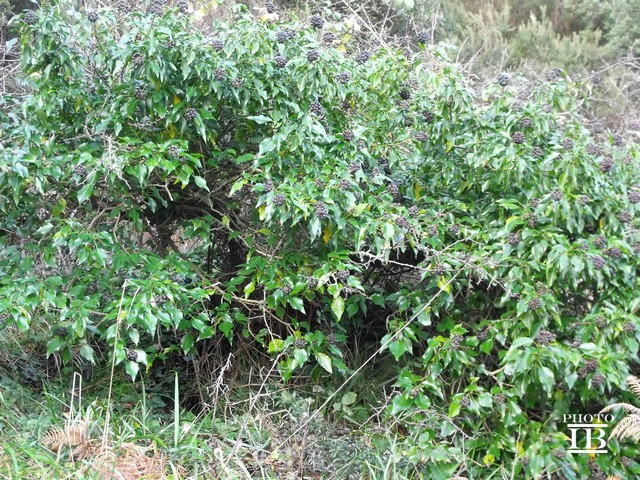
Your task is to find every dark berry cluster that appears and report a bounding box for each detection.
[629,190,640,204]
[577,360,598,379]
[167,145,180,157]
[24,10,38,25]
[433,264,447,276]
[529,198,541,208]
[512,132,526,144]
[154,294,168,306]
[599,156,614,173]
[618,212,632,223]
[415,131,428,142]
[310,14,324,29]
[395,215,411,230]
[591,255,606,270]
[449,224,460,236]
[531,146,543,158]
[422,110,435,122]
[520,117,533,129]
[177,0,189,13]
[135,85,146,100]
[493,393,505,405]
[73,165,88,178]
[132,52,145,66]
[355,51,370,64]
[523,213,537,228]
[417,30,431,43]
[426,225,438,236]
[310,100,324,116]
[36,208,49,221]
[545,67,563,81]
[552,448,566,460]
[274,55,287,68]
[214,68,226,81]
[535,329,556,345]
[87,11,99,22]
[604,247,622,259]
[507,233,520,246]
[55,326,68,337]
[399,89,411,100]
[624,322,636,333]
[126,349,138,361]
[450,334,464,350]
[590,71,602,85]
[184,107,198,121]
[387,183,400,199]
[212,39,224,51]
[550,189,563,201]
[588,459,605,480]
[276,31,290,43]
[149,1,164,15]
[336,71,351,84]
[349,162,360,174]
[586,143,602,155]
[594,235,607,249]
[307,50,320,62]
[282,284,292,295]
[408,206,419,217]
[265,1,276,14]
[342,129,354,141]
[562,138,574,150]
[326,333,337,345]
[339,179,351,189]
[528,297,541,310]
[496,73,510,86]
[307,277,318,289]
[535,283,549,296]
[315,201,329,218]
[578,195,590,205]
[323,32,335,44]
[459,395,470,407]
[335,269,350,282]
[273,193,286,206]
[612,132,623,146]
[591,374,605,387]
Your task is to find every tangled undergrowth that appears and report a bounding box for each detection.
[0,0,639,478]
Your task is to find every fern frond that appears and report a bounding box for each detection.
[41,422,87,452]
[626,375,640,399]
[609,414,640,442]
[600,403,640,415]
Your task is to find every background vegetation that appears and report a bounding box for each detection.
[0,0,638,479]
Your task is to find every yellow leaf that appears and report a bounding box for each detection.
[599,217,605,229]
[258,206,266,221]
[322,225,332,243]
[337,44,346,53]
[446,141,453,152]
[483,453,495,466]
[173,95,181,105]
[437,276,451,293]
[413,182,423,201]
[166,123,176,139]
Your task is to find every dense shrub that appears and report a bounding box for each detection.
[0,1,639,478]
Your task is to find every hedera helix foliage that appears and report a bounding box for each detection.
[0,1,639,477]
